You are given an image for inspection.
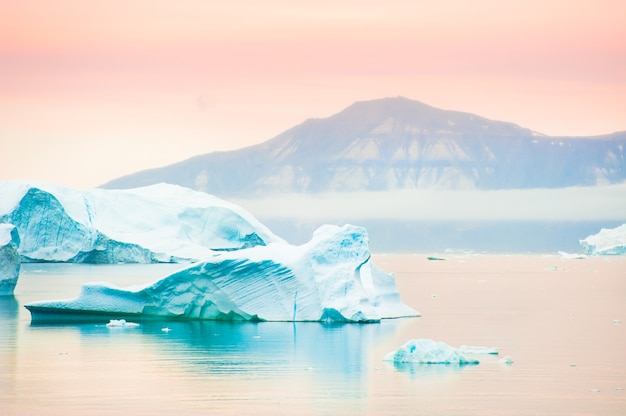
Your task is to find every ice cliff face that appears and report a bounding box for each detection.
[580,224,626,255]
[0,224,20,296]
[25,224,419,323]
[0,181,283,263]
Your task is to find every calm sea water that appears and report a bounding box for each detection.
[1,254,625,415]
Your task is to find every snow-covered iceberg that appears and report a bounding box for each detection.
[580,224,626,255]
[384,339,480,365]
[0,181,283,263]
[0,224,21,296]
[25,224,419,323]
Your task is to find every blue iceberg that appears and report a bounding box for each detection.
[0,181,283,263]
[0,224,20,296]
[25,224,419,323]
[384,339,480,365]
[580,224,626,255]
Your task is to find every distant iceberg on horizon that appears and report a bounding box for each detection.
[580,224,626,255]
[0,181,283,263]
[25,224,419,323]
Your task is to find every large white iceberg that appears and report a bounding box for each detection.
[384,339,480,365]
[580,224,626,255]
[25,224,419,323]
[0,181,283,263]
[0,224,21,296]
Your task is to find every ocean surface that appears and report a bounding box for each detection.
[1,254,625,415]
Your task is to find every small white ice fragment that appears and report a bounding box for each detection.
[557,251,587,259]
[459,345,499,355]
[106,319,139,328]
[499,356,514,364]
[161,327,171,332]
[612,319,621,324]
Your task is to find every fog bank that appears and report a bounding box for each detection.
[231,185,626,222]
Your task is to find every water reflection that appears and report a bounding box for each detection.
[16,319,404,414]
[0,296,19,320]
[65,320,400,379]
[389,361,468,378]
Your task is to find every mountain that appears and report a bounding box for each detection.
[102,97,626,196]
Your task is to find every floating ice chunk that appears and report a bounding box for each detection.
[0,224,20,296]
[427,256,446,261]
[499,356,514,364]
[384,339,480,365]
[580,224,626,255]
[557,251,587,259]
[25,224,419,323]
[105,319,139,328]
[459,345,499,355]
[613,319,622,324]
[161,327,172,332]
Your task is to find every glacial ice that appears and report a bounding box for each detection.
[458,345,499,355]
[25,224,419,323]
[384,339,480,365]
[580,224,626,255]
[0,181,283,263]
[499,356,514,364]
[0,224,20,296]
[105,319,140,328]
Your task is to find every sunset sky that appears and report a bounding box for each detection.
[1,0,625,188]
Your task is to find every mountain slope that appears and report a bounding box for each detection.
[102,97,626,196]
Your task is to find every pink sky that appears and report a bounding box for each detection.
[1,0,625,188]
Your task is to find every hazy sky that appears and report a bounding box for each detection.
[2,1,625,188]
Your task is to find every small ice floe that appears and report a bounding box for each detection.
[427,256,446,261]
[161,327,172,332]
[569,363,577,367]
[384,339,479,365]
[499,356,514,365]
[616,387,624,391]
[105,319,139,328]
[589,389,601,393]
[557,251,587,259]
[612,319,622,324]
[459,345,500,355]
